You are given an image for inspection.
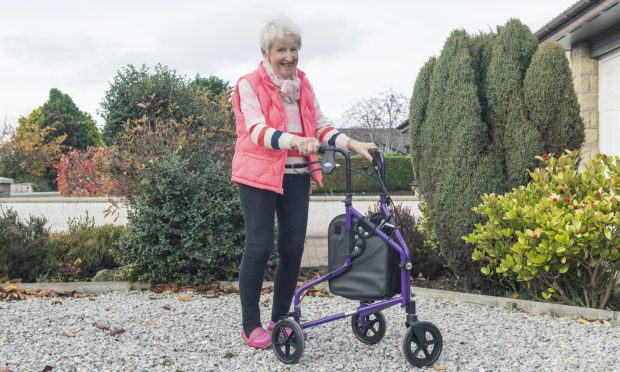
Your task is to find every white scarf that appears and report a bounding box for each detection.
[262,60,300,104]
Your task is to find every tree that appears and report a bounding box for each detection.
[524,42,584,155]
[99,64,204,145]
[21,89,103,152]
[190,74,231,101]
[0,123,65,189]
[342,88,408,153]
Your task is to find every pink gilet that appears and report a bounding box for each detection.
[231,63,323,194]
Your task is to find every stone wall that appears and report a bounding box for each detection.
[570,42,599,164]
[0,195,420,236]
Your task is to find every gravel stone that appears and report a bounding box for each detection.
[0,291,618,371]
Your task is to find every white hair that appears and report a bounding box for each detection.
[260,18,302,52]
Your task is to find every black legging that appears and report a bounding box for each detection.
[238,174,310,335]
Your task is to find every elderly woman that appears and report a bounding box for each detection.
[231,18,376,349]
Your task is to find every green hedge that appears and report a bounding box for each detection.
[313,153,413,193]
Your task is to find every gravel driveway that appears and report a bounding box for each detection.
[1,291,618,371]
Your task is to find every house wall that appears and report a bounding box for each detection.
[570,42,600,164]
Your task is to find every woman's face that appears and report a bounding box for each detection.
[262,34,299,79]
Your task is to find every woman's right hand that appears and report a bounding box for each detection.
[290,136,320,157]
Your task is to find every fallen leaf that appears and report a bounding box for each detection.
[602,320,611,326]
[0,368,14,372]
[145,321,159,328]
[178,294,192,302]
[432,363,447,371]
[205,291,217,298]
[95,322,110,330]
[2,284,20,292]
[323,336,333,342]
[63,329,76,337]
[162,304,171,310]
[1,337,12,343]
[221,282,235,292]
[577,318,589,324]
[106,327,126,336]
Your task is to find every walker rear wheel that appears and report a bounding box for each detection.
[272,318,305,364]
[401,321,442,367]
[351,311,386,344]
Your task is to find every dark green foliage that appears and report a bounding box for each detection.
[469,32,496,123]
[0,208,54,282]
[40,88,103,151]
[50,216,125,279]
[486,19,540,188]
[313,154,413,193]
[99,64,205,145]
[190,74,231,101]
[524,42,585,155]
[430,43,504,283]
[114,151,244,284]
[408,19,586,287]
[409,57,435,182]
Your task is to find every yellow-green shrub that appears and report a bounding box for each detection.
[464,151,620,309]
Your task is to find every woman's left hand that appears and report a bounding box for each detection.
[347,139,377,161]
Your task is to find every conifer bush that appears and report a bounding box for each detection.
[409,19,585,287]
[524,42,585,154]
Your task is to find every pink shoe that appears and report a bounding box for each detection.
[266,320,309,339]
[241,327,272,349]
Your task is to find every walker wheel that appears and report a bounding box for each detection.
[271,318,305,364]
[401,321,443,367]
[351,311,386,344]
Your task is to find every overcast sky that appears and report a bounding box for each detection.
[0,0,577,129]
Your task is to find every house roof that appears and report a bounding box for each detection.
[338,128,410,154]
[535,0,620,57]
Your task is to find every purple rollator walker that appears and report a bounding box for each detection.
[270,146,443,367]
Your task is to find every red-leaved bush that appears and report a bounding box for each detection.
[55,147,119,196]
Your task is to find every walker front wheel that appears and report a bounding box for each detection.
[401,321,442,367]
[351,311,386,345]
[271,318,305,364]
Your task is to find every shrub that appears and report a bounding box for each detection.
[465,151,620,309]
[114,152,244,284]
[105,91,235,203]
[367,203,446,279]
[409,57,435,183]
[313,153,413,193]
[486,18,541,188]
[55,147,120,196]
[524,42,584,155]
[0,208,54,282]
[409,19,585,289]
[50,214,125,279]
